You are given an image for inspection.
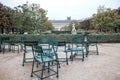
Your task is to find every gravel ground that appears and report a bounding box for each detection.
[0,43,120,80]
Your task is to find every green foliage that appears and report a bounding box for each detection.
[62,20,81,31]
[12,2,53,34]
[80,19,91,30]
[91,5,120,32]
[51,31,71,34]
[0,33,120,43]
[0,3,14,33]
[88,33,120,43]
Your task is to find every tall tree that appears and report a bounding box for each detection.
[91,5,120,32]
[13,2,53,34]
[0,2,14,34]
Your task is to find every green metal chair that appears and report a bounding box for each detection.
[69,37,85,61]
[38,38,63,67]
[20,37,27,52]
[21,37,38,66]
[37,37,53,67]
[87,35,99,56]
[31,43,59,80]
[1,36,11,54]
[57,41,69,65]
[9,38,20,53]
[48,40,69,67]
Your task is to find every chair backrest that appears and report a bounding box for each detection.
[50,40,59,60]
[21,36,38,46]
[1,36,10,43]
[33,45,45,62]
[38,37,51,47]
[49,40,58,52]
[87,35,99,43]
[21,37,27,42]
[72,37,84,47]
[38,37,52,52]
[38,37,50,44]
[33,45,43,55]
[33,45,58,62]
[72,37,84,44]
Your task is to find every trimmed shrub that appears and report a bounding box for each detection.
[0,33,120,43]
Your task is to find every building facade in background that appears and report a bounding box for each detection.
[50,17,72,30]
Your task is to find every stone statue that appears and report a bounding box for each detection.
[71,23,77,34]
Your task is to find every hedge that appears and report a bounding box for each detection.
[88,33,120,43]
[0,33,120,43]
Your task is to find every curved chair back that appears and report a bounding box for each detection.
[38,37,52,53]
[72,37,84,47]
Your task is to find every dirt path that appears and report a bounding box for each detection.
[0,43,120,80]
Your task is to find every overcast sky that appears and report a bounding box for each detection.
[0,0,120,20]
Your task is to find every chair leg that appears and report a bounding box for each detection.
[13,45,15,53]
[48,62,50,73]
[20,44,23,52]
[22,45,27,66]
[22,52,26,66]
[8,44,11,52]
[70,51,73,61]
[58,60,61,68]
[56,55,60,68]
[66,52,68,65]
[18,45,19,53]
[56,60,59,78]
[31,60,35,77]
[2,44,5,54]
[82,50,84,61]
[86,45,89,57]
[96,44,99,55]
[41,63,45,80]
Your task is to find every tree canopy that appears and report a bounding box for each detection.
[0,2,54,34]
[0,2,14,33]
[91,5,120,32]
[13,2,54,34]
